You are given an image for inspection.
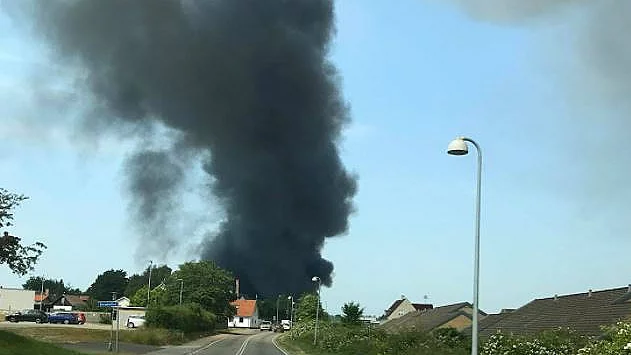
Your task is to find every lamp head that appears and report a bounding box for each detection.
[447,138,468,156]
[311,276,320,282]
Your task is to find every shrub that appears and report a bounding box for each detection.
[481,328,587,355]
[98,313,111,324]
[145,303,216,334]
[577,321,631,355]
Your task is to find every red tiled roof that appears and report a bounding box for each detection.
[231,299,257,317]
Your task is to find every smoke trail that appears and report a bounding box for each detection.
[23,0,356,296]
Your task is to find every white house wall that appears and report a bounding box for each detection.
[0,289,35,312]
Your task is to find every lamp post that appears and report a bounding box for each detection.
[287,295,294,335]
[312,276,321,346]
[447,136,482,355]
[146,260,153,306]
[39,276,45,311]
[177,279,184,305]
[276,294,281,325]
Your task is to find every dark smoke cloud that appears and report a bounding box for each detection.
[22,0,356,296]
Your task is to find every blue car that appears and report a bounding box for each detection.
[48,312,79,324]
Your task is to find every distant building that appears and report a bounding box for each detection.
[0,287,36,312]
[49,294,91,311]
[382,302,486,333]
[228,298,260,329]
[382,295,433,322]
[476,285,631,337]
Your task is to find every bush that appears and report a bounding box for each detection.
[145,303,216,334]
[481,328,588,355]
[98,313,111,324]
[578,321,631,355]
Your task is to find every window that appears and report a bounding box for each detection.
[239,317,244,323]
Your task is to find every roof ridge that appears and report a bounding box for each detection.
[535,286,629,301]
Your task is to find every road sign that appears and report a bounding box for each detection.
[97,301,118,308]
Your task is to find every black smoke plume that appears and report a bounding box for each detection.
[26,0,356,296]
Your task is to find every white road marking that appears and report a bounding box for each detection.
[271,334,290,355]
[189,338,225,354]
[235,334,255,355]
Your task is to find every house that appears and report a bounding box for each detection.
[116,297,131,307]
[382,295,433,321]
[478,285,631,337]
[34,289,51,310]
[49,294,91,311]
[0,287,35,312]
[112,306,146,327]
[381,302,487,333]
[228,298,260,329]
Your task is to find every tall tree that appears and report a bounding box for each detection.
[0,189,46,275]
[124,264,172,297]
[341,301,364,325]
[295,293,326,322]
[257,295,293,321]
[22,277,81,297]
[86,269,128,301]
[162,261,234,317]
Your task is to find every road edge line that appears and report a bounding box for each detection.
[272,334,290,355]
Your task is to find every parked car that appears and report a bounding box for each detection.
[281,319,292,330]
[126,315,145,328]
[73,312,86,325]
[259,320,272,331]
[4,309,48,323]
[48,312,79,324]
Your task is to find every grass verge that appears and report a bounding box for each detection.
[0,330,87,355]
[276,334,328,355]
[6,326,213,346]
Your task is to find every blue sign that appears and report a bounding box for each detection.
[97,301,118,308]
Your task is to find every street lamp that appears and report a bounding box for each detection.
[39,276,45,311]
[312,276,321,346]
[177,279,184,305]
[276,295,281,325]
[146,260,153,306]
[447,136,482,355]
[288,295,294,337]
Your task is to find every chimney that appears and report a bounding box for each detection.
[554,294,558,301]
[235,278,240,298]
[587,289,593,297]
[627,284,631,293]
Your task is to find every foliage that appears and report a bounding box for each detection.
[22,277,82,298]
[85,269,128,301]
[433,327,470,350]
[258,294,294,321]
[295,293,327,322]
[98,313,111,324]
[0,189,46,275]
[341,302,364,325]
[160,261,234,317]
[145,303,217,334]
[130,284,167,307]
[481,328,588,355]
[287,321,467,355]
[577,321,631,355]
[124,264,172,298]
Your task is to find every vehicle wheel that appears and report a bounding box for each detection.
[127,322,135,328]
[64,320,70,325]
[35,318,42,324]
[9,317,16,323]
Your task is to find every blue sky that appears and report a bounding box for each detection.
[1,1,630,316]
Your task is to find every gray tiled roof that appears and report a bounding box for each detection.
[382,302,477,332]
[479,286,631,337]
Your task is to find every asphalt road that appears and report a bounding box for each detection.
[147,331,287,355]
[198,332,285,355]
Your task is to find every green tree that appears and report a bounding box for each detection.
[0,189,46,275]
[124,264,172,297]
[341,301,364,325]
[86,269,128,301]
[23,277,82,298]
[130,284,167,307]
[258,295,293,321]
[161,261,234,317]
[295,293,326,322]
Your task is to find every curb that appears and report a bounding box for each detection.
[272,334,290,355]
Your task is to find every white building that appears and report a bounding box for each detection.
[228,298,260,328]
[0,288,36,312]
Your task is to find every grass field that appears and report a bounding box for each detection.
[0,330,88,355]
[6,326,211,346]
